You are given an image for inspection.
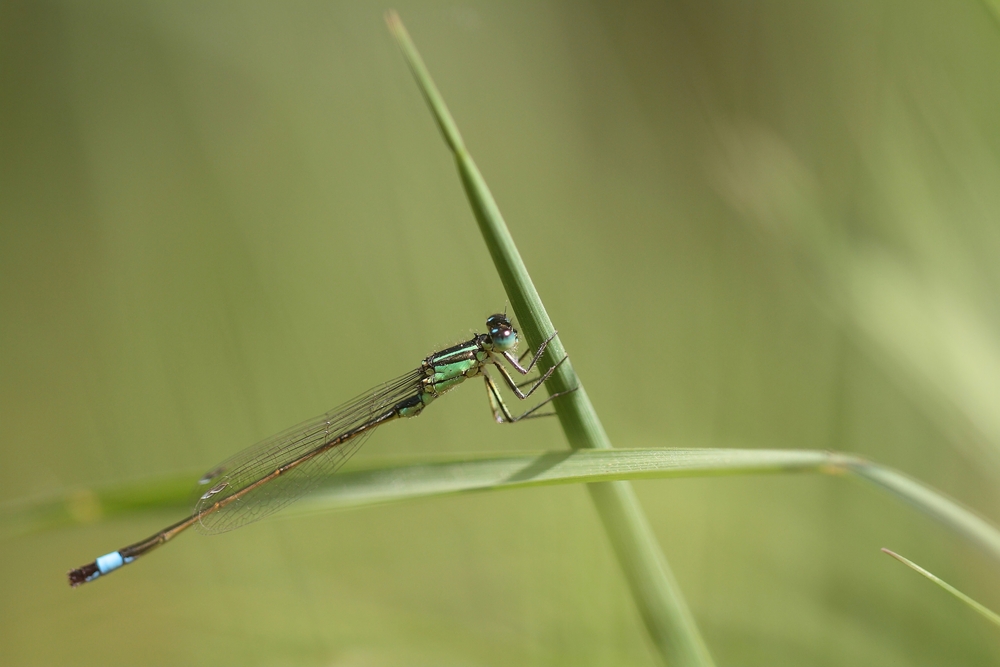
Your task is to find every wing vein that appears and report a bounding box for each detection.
[193,367,424,533]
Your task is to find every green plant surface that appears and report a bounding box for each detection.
[4,2,1000,666]
[386,12,711,666]
[7,449,1000,569]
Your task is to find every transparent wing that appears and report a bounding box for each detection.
[193,368,424,534]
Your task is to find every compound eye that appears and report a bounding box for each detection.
[491,327,516,350]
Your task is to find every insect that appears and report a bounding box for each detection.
[68,314,572,586]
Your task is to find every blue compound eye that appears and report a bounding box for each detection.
[485,314,517,351]
[491,327,516,351]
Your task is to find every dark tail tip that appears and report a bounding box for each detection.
[68,562,99,587]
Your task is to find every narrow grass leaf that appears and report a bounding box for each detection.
[14,449,1000,573]
[848,461,1000,563]
[0,472,195,540]
[882,548,1000,628]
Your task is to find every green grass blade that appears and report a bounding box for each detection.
[845,460,1000,563]
[882,548,1000,628]
[0,472,195,540]
[251,451,1000,567]
[9,449,822,539]
[385,11,713,666]
[297,448,832,512]
[14,449,1000,572]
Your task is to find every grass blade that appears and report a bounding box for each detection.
[1,474,193,540]
[17,449,1000,572]
[882,548,1000,628]
[847,460,1000,563]
[385,11,713,665]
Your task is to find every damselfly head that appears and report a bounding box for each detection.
[485,313,517,351]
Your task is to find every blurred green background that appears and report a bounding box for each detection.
[3,1,1000,664]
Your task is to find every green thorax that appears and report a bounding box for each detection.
[396,335,495,418]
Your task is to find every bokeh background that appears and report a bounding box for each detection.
[3,1,1000,665]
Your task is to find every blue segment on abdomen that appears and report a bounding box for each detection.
[96,551,125,574]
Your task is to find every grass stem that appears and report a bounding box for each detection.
[385,11,714,665]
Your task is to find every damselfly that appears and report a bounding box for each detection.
[68,314,572,586]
